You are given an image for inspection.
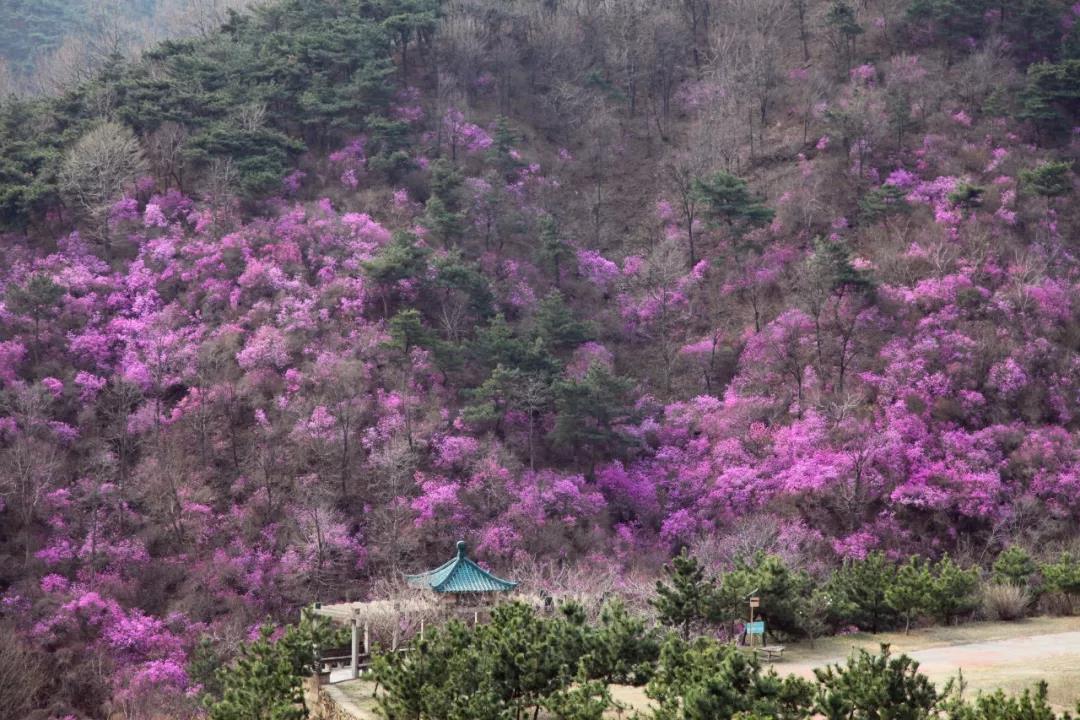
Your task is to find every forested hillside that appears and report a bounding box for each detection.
[0,0,260,95]
[3,0,1080,717]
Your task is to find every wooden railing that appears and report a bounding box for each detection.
[317,646,411,680]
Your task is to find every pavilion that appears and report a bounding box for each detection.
[404,540,519,598]
[314,540,519,681]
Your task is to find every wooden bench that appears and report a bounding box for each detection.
[754,645,786,662]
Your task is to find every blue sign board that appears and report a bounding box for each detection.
[747,621,765,635]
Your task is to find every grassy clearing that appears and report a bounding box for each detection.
[607,618,1080,714]
[777,617,1080,710]
[779,615,1080,665]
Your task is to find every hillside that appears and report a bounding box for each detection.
[0,0,261,95]
[3,0,1080,717]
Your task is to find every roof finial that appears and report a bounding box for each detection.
[456,539,467,558]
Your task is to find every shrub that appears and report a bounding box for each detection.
[979,583,1030,622]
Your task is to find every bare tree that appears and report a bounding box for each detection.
[709,0,792,158]
[205,157,237,240]
[0,632,43,720]
[0,386,62,566]
[675,0,712,72]
[60,122,148,259]
[159,0,269,39]
[145,121,190,191]
[0,59,15,97]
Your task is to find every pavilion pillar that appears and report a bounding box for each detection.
[392,601,400,651]
[363,622,370,655]
[350,617,360,680]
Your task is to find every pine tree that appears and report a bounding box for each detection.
[692,171,774,238]
[534,291,592,352]
[422,159,466,248]
[992,547,1037,588]
[824,0,863,71]
[886,556,933,634]
[858,185,910,227]
[828,552,899,633]
[795,589,832,648]
[207,613,335,720]
[584,598,660,684]
[538,215,573,288]
[549,361,636,464]
[5,273,65,361]
[542,673,612,720]
[647,637,813,720]
[1040,553,1080,613]
[814,645,940,720]
[652,550,715,640]
[929,555,979,625]
[1019,161,1073,198]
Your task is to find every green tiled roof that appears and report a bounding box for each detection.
[404,541,519,593]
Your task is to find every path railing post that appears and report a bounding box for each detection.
[350,616,360,680]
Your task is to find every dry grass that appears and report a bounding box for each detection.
[981,583,1031,622]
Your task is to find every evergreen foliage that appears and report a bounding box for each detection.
[828,552,900,634]
[993,547,1037,588]
[652,550,715,640]
[814,646,942,720]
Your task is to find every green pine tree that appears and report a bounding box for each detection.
[1040,553,1080,613]
[814,645,941,720]
[652,550,716,640]
[886,556,933,634]
[534,291,592,352]
[583,598,660,685]
[1019,161,1073,198]
[827,552,899,633]
[692,171,774,238]
[992,547,1037,588]
[929,555,980,626]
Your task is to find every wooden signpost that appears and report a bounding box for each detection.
[748,595,761,647]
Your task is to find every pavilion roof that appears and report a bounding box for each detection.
[404,541,519,594]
